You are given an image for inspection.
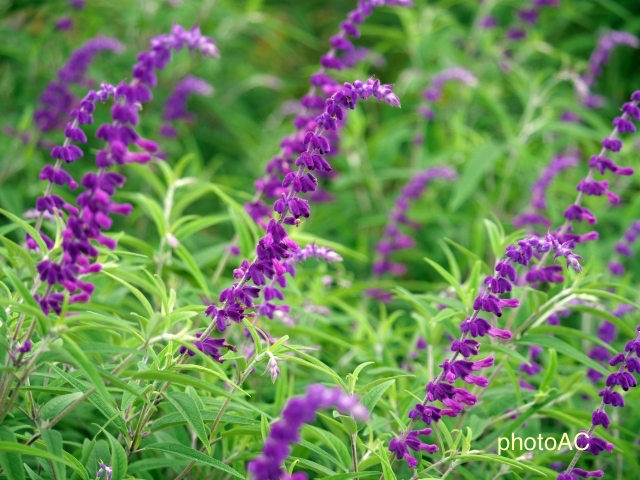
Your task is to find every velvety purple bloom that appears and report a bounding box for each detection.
[422,67,478,103]
[558,469,604,479]
[179,333,236,362]
[514,151,579,230]
[55,17,74,31]
[561,110,582,123]
[34,26,217,314]
[583,31,638,88]
[250,0,413,213]
[389,429,438,468]
[97,463,112,480]
[160,75,213,136]
[506,28,527,41]
[247,384,367,480]
[34,37,124,132]
[69,0,85,8]
[479,15,497,29]
[208,79,400,332]
[393,232,583,468]
[369,167,456,278]
[518,9,538,25]
[608,220,640,275]
[460,317,511,339]
[576,432,614,456]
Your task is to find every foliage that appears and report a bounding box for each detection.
[1,0,640,479]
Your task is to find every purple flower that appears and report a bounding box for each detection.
[207,79,400,332]
[389,429,438,467]
[34,26,217,314]
[460,317,511,339]
[247,384,367,480]
[518,9,538,25]
[561,110,582,123]
[408,404,456,425]
[160,75,213,136]
[34,37,124,132]
[251,1,413,211]
[421,67,478,114]
[515,151,579,229]
[97,463,112,480]
[479,16,497,29]
[179,333,236,362]
[506,28,527,41]
[55,17,74,31]
[583,31,638,88]
[371,167,456,277]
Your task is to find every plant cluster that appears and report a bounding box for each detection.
[1,0,640,479]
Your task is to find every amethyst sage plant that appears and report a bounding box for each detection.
[200,78,401,338]
[247,384,368,480]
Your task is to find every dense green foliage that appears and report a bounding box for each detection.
[1,0,640,479]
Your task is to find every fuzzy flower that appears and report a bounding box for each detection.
[247,384,367,480]
[391,235,583,467]
[205,78,400,334]
[369,167,457,285]
[389,429,438,468]
[250,0,413,216]
[33,26,218,315]
[55,17,74,31]
[420,67,477,120]
[557,324,640,477]
[179,333,236,362]
[513,151,579,230]
[34,37,124,132]
[255,243,342,322]
[160,75,213,137]
[583,31,638,89]
[561,92,639,238]
[608,220,640,275]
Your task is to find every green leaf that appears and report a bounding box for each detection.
[448,142,504,211]
[281,346,348,390]
[450,453,548,476]
[529,325,618,354]
[321,473,380,480]
[1,236,36,277]
[540,349,557,392]
[144,442,244,478]
[0,442,78,471]
[60,335,115,409]
[173,214,230,241]
[48,364,127,435]
[101,270,154,318]
[0,427,26,480]
[128,193,167,238]
[103,429,127,480]
[480,343,531,367]
[357,380,395,429]
[40,429,66,480]
[131,370,265,416]
[437,239,461,283]
[288,457,335,476]
[515,334,609,375]
[40,392,91,420]
[424,257,467,309]
[297,440,347,472]
[305,426,351,473]
[374,449,397,480]
[174,244,211,296]
[0,207,48,253]
[165,392,211,454]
